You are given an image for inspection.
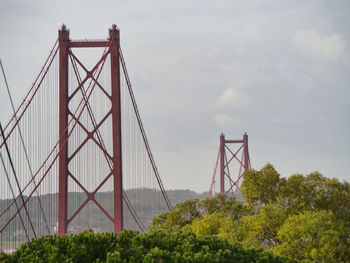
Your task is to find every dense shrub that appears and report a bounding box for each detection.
[0,230,296,263]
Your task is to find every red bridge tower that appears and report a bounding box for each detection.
[58,25,123,234]
[209,133,251,197]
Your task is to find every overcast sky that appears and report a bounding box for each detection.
[0,0,349,192]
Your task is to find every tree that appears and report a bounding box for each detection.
[277,172,350,224]
[241,163,281,207]
[152,194,251,234]
[151,198,201,233]
[185,212,224,236]
[317,177,350,224]
[150,163,350,262]
[277,173,315,212]
[273,210,350,262]
[199,193,251,220]
[1,229,297,263]
[241,204,287,249]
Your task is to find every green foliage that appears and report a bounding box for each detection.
[244,168,350,223]
[186,212,223,236]
[187,212,244,245]
[3,164,349,262]
[201,194,251,220]
[273,210,350,262]
[0,252,11,262]
[152,164,350,262]
[151,194,251,235]
[277,172,328,213]
[8,230,119,263]
[318,178,350,223]
[1,229,295,263]
[151,198,201,233]
[241,163,281,206]
[242,204,287,248]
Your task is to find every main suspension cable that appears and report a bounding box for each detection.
[119,48,172,210]
[0,59,50,234]
[0,39,111,233]
[0,152,30,242]
[0,122,37,239]
[69,53,146,232]
[208,147,220,197]
[1,40,59,149]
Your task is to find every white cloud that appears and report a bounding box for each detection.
[292,30,346,61]
[216,88,250,108]
[214,114,237,127]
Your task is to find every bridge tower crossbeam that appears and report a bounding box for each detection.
[209,132,251,197]
[58,24,123,234]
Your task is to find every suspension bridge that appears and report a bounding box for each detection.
[0,24,172,251]
[0,24,251,252]
[209,133,251,197]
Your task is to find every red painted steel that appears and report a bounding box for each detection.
[70,40,109,48]
[208,148,220,197]
[0,60,110,232]
[0,40,59,149]
[56,24,124,234]
[109,25,123,233]
[210,133,251,197]
[1,24,172,238]
[243,133,249,173]
[58,25,69,235]
[220,133,225,194]
[119,49,172,210]
[64,26,145,232]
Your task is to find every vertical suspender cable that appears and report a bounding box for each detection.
[0,152,30,242]
[0,122,36,239]
[76,55,146,232]
[0,60,50,234]
[119,48,172,210]
[69,52,146,232]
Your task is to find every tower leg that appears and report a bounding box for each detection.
[220,133,225,194]
[58,25,69,235]
[243,133,249,173]
[110,25,123,233]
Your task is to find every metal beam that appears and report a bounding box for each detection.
[220,133,225,194]
[70,40,109,48]
[58,24,69,235]
[109,25,123,233]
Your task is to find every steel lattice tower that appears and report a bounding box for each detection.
[58,25,123,234]
[209,133,251,197]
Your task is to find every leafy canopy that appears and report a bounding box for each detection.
[152,163,350,262]
[0,229,295,263]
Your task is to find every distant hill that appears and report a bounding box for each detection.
[167,189,209,204]
[0,189,212,242]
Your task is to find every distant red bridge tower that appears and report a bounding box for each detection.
[209,133,251,197]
